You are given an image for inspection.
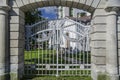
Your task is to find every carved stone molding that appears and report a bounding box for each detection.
[105,0,120,12]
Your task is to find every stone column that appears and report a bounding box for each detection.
[106,7,119,80]
[0,6,10,80]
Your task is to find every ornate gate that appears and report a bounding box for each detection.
[24,18,91,76]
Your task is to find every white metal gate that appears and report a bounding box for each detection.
[24,18,91,76]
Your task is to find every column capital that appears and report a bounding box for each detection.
[0,6,10,15]
[0,6,10,11]
[105,0,120,12]
[105,7,119,13]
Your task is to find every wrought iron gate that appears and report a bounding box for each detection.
[24,18,91,76]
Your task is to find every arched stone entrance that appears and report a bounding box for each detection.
[0,0,120,80]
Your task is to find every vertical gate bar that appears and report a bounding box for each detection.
[56,20,59,77]
[31,25,33,75]
[53,24,54,75]
[41,22,44,75]
[40,22,42,75]
[81,39,83,75]
[46,21,49,75]
[60,37,63,75]
[83,39,85,75]
[65,44,66,75]
[46,24,48,75]
[50,28,52,64]
[48,22,50,75]
[86,36,88,75]
[44,23,46,72]
[68,41,70,76]
[77,24,79,76]
[50,34,52,75]
[78,23,81,75]
[33,24,36,75]
[30,25,33,75]
[56,41,59,76]
[86,35,88,75]
[29,27,31,75]
[39,18,41,75]
[60,43,62,76]
[34,25,38,74]
[72,41,74,75]
[38,24,40,75]
[39,19,43,75]
[67,21,69,76]
[76,25,79,76]
[30,25,32,75]
[87,34,89,75]
[42,40,43,75]
[79,42,81,76]
[83,37,86,75]
[75,41,77,75]
[87,34,90,75]
[52,35,54,75]
[53,22,55,75]
[53,35,55,75]
[45,34,47,75]
[26,26,28,75]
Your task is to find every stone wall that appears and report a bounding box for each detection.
[9,7,25,80]
[91,0,107,80]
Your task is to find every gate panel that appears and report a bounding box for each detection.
[24,18,91,76]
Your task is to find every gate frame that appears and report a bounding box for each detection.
[24,18,91,76]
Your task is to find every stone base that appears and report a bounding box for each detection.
[10,73,18,80]
[10,73,21,80]
[0,74,10,80]
[105,74,119,80]
[92,73,119,80]
[10,72,24,80]
[91,64,106,80]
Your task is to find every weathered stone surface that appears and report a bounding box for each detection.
[11,55,24,64]
[10,63,24,72]
[91,56,106,65]
[91,41,106,48]
[10,24,24,32]
[10,0,105,12]
[10,16,25,24]
[91,48,106,56]
[10,40,24,48]
[91,33,106,40]
[10,48,24,56]
[10,32,24,39]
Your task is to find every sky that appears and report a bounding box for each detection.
[39,7,91,19]
[39,7,57,19]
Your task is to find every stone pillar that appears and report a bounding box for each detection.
[9,8,25,80]
[0,6,10,80]
[106,8,119,80]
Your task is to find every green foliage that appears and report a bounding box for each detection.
[25,9,43,25]
[80,12,87,17]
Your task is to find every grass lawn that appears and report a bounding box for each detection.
[22,76,92,80]
[24,50,91,80]
[24,49,91,64]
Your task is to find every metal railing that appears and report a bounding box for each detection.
[24,17,91,76]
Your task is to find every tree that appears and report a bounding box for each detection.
[80,12,87,17]
[25,9,43,25]
[25,9,43,50]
